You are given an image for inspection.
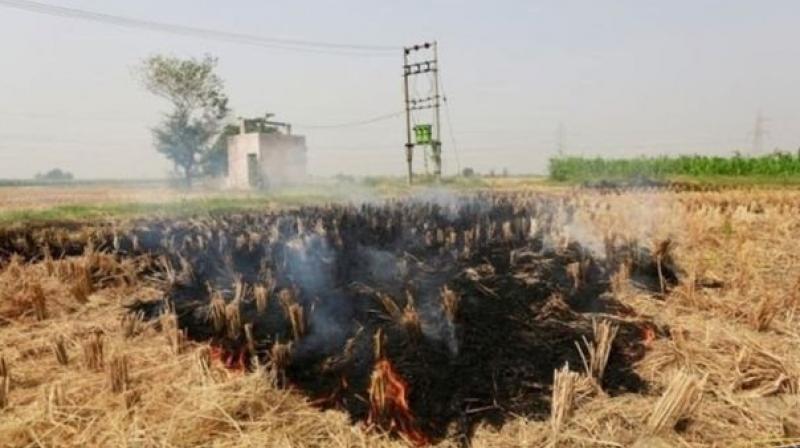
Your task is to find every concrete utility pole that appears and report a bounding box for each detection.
[431,41,442,179]
[556,122,566,157]
[403,47,414,185]
[751,110,768,155]
[403,41,442,184]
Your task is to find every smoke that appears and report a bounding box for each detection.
[561,215,606,256]
[358,245,407,286]
[279,228,353,361]
[138,188,679,377]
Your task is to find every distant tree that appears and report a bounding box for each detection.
[461,167,475,178]
[334,173,356,183]
[139,54,229,187]
[35,168,74,182]
[201,123,240,177]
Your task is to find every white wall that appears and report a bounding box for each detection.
[226,133,259,189]
[227,132,307,189]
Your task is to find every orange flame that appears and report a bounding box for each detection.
[210,345,248,371]
[642,326,656,347]
[368,358,429,446]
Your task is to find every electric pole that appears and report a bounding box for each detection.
[403,47,414,184]
[403,41,442,184]
[432,41,442,179]
[751,110,767,155]
[556,122,566,157]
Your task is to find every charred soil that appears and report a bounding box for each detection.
[111,194,674,444]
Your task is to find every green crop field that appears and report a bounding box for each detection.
[549,152,800,182]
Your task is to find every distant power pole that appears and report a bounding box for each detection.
[556,122,566,157]
[751,110,768,155]
[403,41,442,184]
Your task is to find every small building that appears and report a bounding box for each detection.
[226,116,307,189]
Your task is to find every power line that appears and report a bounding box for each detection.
[293,111,404,129]
[0,109,405,131]
[439,80,461,175]
[0,0,399,56]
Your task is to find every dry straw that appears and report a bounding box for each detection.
[120,310,145,339]
[575,319,619,385]
[286,304,305,341]
[160,309,186,355]
[278,289,306,341]
[51,336,69,366]
[254,284,269,314]
[0,355,7,378]
[378,293,403,322]
[207,289,226,334]
[29,281,47,321]
[269,341,292,387]
[69,261,93,303]
[0,356,8,410]
[441,286,460,321]
[646,370,706,434]
[195,346,212,374]
[652,239,672,294]
[225,300,242,340]
[107,354,130,394]
[0,375,9,410]
[45,382,65,418]
[750,294,780,332]
[401,302,422,340]
[82,332,104,371]
[551,363,580,443]
[42,247,55,276]
[244,323,256,357]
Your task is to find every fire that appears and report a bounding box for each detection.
[642,325,656,347]
[210,345,248,371]
[368,358,429,446]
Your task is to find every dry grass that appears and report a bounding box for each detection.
[82,331,104,371]
[208,290,227,334]
[2,187,800,447]
[107,353,130,394]
[0,375,8,410]
[51,335,69,366]
[550,364,579,437]
[646,370,705,434]
[0,356,8,410]
[575,319,619,386]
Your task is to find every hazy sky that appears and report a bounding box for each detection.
[1,0,799,179]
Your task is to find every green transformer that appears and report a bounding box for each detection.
[413,124,433,145]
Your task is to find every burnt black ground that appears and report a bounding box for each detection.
[118,195,675,443]
[0,193,677,443]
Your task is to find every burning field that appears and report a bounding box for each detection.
[1,188,799,447]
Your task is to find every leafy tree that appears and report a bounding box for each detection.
[139,54,229,186]
[201,123,240,177]
[35,168,74,182]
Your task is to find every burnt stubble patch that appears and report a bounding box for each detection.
[120,194,673,443]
